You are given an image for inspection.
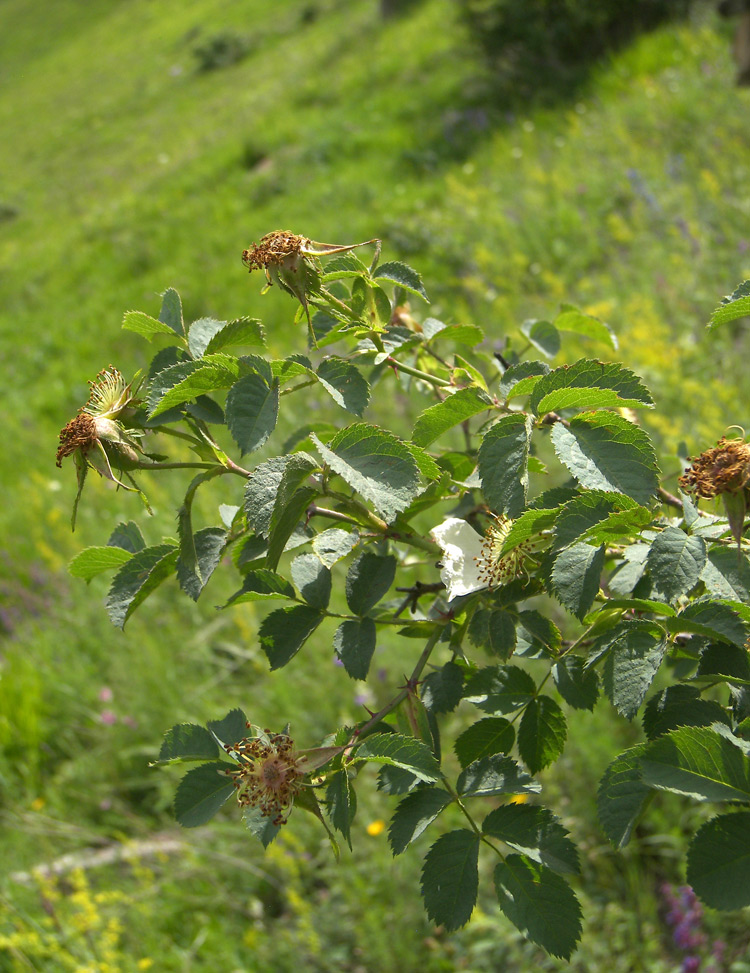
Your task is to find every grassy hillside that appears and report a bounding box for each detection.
[2,0,750,968]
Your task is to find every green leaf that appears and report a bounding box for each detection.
[316,357,370,416]
[707,280,750,332]
[159,287,185,337]
[516,610,562,658]
[454,717,515,768]
[421,661,465,714]
[679,600,748,648]
[177,527,227,602]
[702,547,750,601]
[411,386,492,448]
[374,261,428,301]
[148,355,241,417]
[312,424,421,523]
[291,553,332,610]
[457,754,541,797]
[174,763,234,827]
[518,695,567,773]
[597,744,651,848]
[325,769,357,849]
[645,527,706,602]
[494,856,582,960]
[204,317,265,354]
[107,521,146,553]
[602,627,666,720]
[188,317,226,358]
[258,605,324,670]
[552,657,599,711]
[521,319,560,359]
[345,551,396,615]
[464,665,536,715]
[697,642,750,683]
[333,617,376,680]
[555,303,617,349]
[402,441,442,483]
[225,372,279,455]
[105,543,178,629]
[69,545,133,580]
[311,527,359,568]
[356,733,441,782]
[640,725,750,802]
[478,413,534,517]
[553,491,649,551]
[244,456,292,537]
[549,543,605,619]
[206,709,248,747]
[687,811,750,908]
[123,309,180,341]
[499,508,560,555]
[421,830,480,931]
[157,724,220,764]
[243,806,280,848]
[266,453,319,570]
[530,359,653,415]
[424,320,485,347]
[550,412,659,505]
[389,787,453,855]
[498,360,550,401]
[642,686,730,740]
[483,804,579,875]
[222,569,296,607]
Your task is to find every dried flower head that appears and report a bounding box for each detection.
[679,435,750,550]
[242,230,305,275]
[223,726,305,826]
[679,436,750,499]
[56,367,146,527]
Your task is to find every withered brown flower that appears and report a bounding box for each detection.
[678,437,750,499]
[223,727,306,826]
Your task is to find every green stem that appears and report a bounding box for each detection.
[386,357,452,388]
[138,461,218,472]
[308,505,362,527]
[281,379,317,396]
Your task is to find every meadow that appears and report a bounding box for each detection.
[2,0,750,969]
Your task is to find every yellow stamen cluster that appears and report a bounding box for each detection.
[242,231,304,273]
[476,515,543,588]
[679,437,750,499]
[223,727,304,826]
[84,366,136,419]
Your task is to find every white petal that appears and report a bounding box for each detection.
[430,517,487,601]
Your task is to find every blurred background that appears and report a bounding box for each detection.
[2,0,750,969]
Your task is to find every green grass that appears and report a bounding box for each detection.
[3,0,750,968]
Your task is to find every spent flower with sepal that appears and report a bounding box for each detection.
[679,433,750,548]
[56,366,147,526]
[222,725,306,826]
[242,229,378,328]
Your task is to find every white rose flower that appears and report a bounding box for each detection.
[430,517,487,601]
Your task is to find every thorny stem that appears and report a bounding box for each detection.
[349,626,444,744]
